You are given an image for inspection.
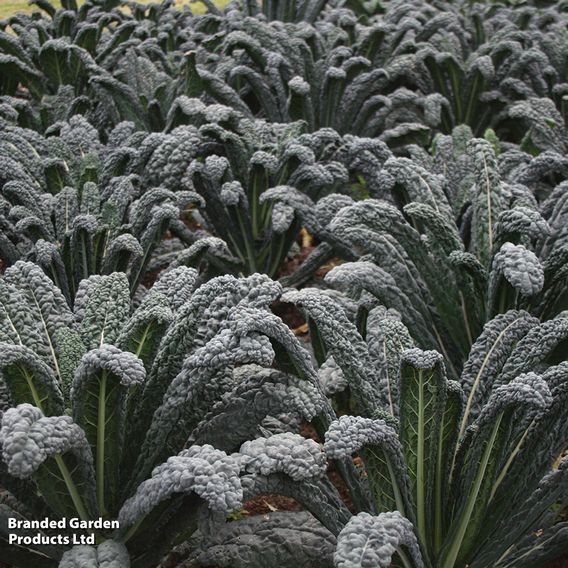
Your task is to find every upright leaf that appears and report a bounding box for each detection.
[469,139,505,268]
[399,348,447,554]
[71,345,145,516]
[79,273,130,350]
[0,404,96,521]
[0,343,64,416]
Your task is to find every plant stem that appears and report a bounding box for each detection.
[459,291,474,348]
[489,424,531,502]
[234,209,257,273]
[434,408,447,555]
[416,370,427,547]
[123,516,145,543]
[22,366,91,521]
[97,371,108,516]
[458,320,514,440]
[386,456,405,516]
[397,547,414,568]
[54,454,91,521]
[441,414,503,568]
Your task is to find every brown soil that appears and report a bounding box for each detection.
[141,266,164,289]
[181,208,203,231]
[243,494,303,516]
[271,299,306,330]
[299,421,319,442]
[545,559,568,568]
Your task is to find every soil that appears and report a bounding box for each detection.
[545,559,568,568]
[243,494,303,516]
[271,299,306,331]
[271,299,311,345]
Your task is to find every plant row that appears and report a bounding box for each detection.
[0,1,567,567]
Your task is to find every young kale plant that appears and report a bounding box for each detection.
[233,0,330,23]
[412,0,568,137]
[182,7,444,142]
[0,0,205,132]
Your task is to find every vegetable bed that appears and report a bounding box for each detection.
[0,0,567,567]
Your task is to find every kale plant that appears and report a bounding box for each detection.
[136,104,393,278]
[170,285,568,568]
[323,339,568,568]
[382,0,568,136]
[185,8,444,141]
[0,263,354,567]
[236,0,330,23]
[177,0,568,143]
[0,117,200,302]
[0,0,203,132]
[0,0,566,567]
[305,130,568,375]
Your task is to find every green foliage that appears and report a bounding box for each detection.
[322,333,566,568]
[0,0,567,567]
[0,266,337,566]
[319,130,566,376]
[0,116,219,300]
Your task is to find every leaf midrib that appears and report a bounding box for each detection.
[459,318,518,439]
[27,286,61,379]
[416,369,426,546]
[21,364,90,522]
[97,370,108,516]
